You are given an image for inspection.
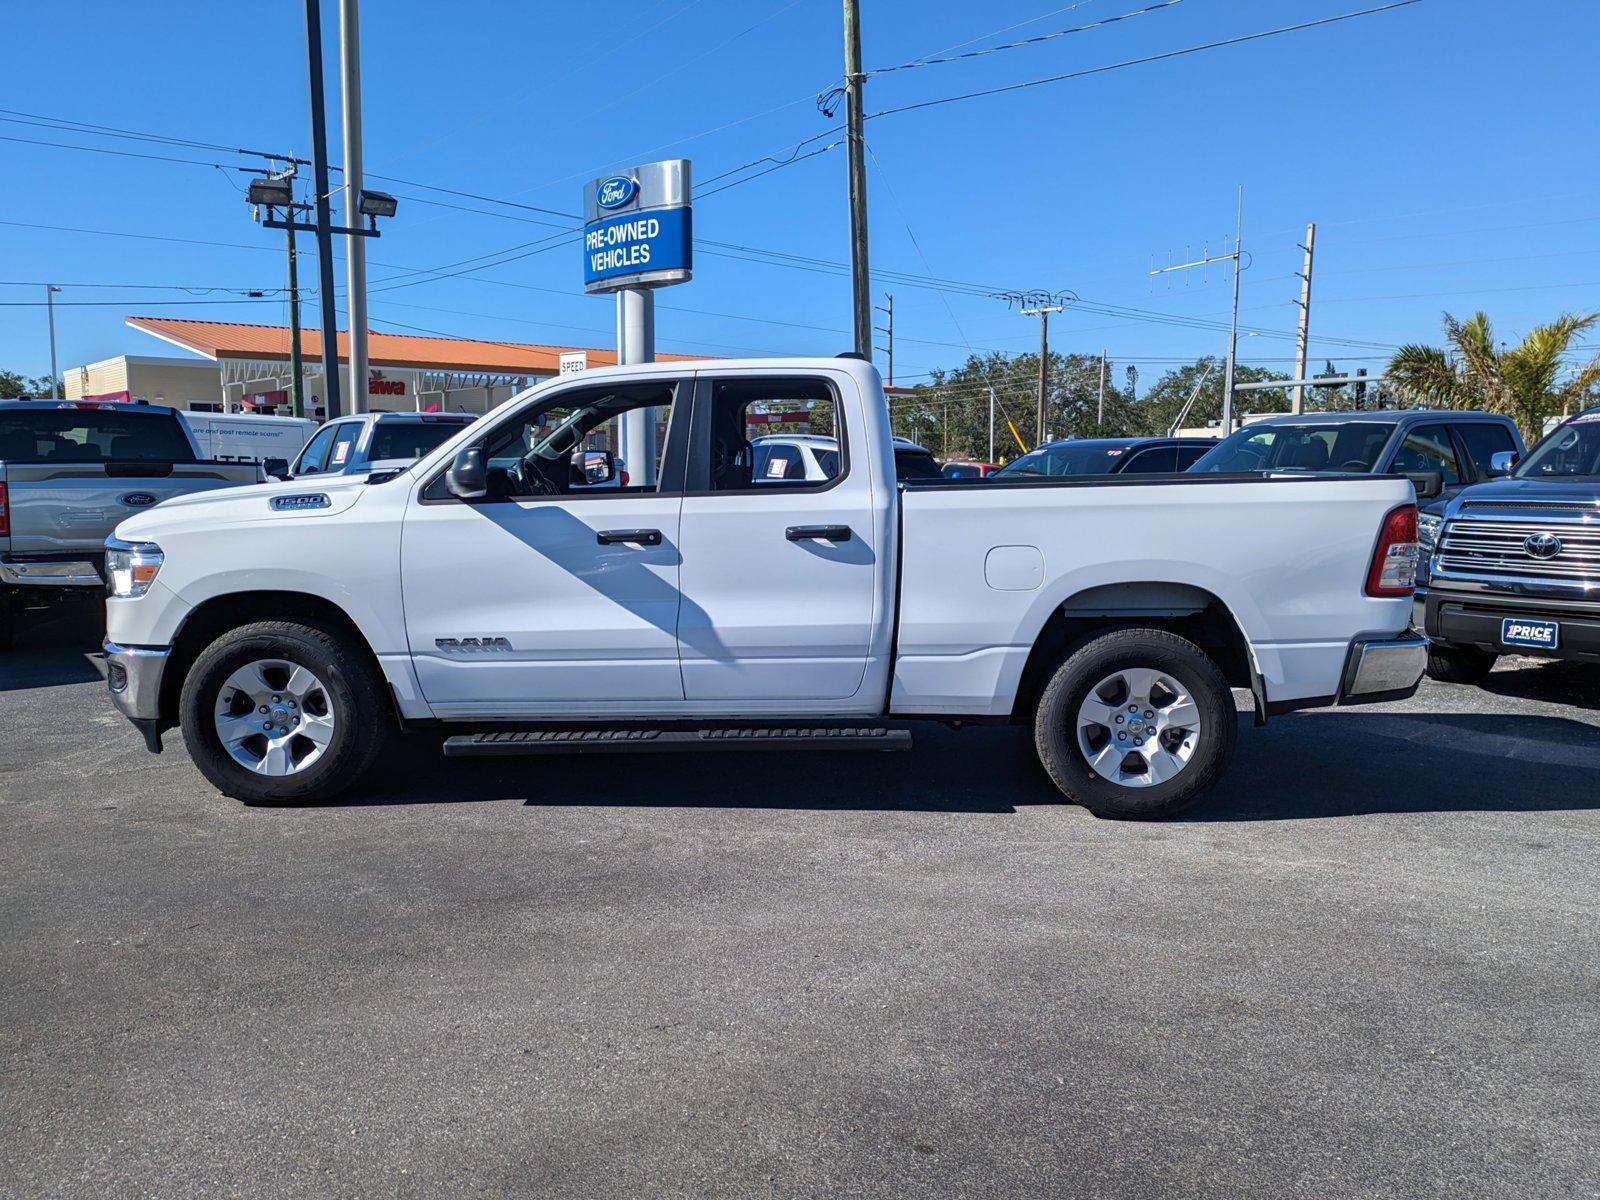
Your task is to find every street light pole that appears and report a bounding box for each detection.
[339,0,368,414]
[303,0,344,421]
[45,285,61,398]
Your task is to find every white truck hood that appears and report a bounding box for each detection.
[113,470,393,542]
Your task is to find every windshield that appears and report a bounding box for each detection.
[995,444,1127,477]
[0,407,194,463]
[1515,415,1600,479]
[1190,422,1395,473]
[370,421,466,462]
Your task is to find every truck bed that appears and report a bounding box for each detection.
[891,470,1417,716]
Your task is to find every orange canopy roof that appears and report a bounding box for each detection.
[125,316,706,374]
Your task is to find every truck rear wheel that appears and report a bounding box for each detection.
[179,620,387,805]
[1424,642,1497,684]
[1034,628,1236,820]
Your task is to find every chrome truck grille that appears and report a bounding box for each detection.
[1436,505,1600,582]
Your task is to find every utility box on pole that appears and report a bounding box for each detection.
[583,160,692,488]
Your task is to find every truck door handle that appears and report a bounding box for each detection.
[596,528,662,546]
[786,525,852,542]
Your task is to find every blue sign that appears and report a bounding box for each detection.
[596,176,638,209]
[583,205,692,289]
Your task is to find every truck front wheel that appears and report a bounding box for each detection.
[179,620,388,805]
[1423,642,1497,684]
[1034,628,1237,820]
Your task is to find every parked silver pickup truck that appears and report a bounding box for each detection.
[0,400,262,648]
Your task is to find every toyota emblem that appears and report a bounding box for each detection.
[1524,532,1563,559]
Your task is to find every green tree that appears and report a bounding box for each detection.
[0,370,62,398]
[1387,311,1600,442]
[1136,357,1292,434]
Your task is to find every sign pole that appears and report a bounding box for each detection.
[617,286,657,485]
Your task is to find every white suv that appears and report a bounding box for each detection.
[751,433,938,482]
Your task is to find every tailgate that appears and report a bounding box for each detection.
[2,461,257,555]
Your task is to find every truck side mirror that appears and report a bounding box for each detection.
[1488,450,1518,477]
[572,448,617,485]
[263,457,290,480]
[446,446,488,500]
[1405,470,1444,500]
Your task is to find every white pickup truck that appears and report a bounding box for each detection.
[101,358,1425,818]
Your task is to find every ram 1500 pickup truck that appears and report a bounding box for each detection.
[0,400,263,648]
[101,359,1425,818]
[1416,406,1600,683]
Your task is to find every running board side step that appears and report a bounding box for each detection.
[442,725,912,757]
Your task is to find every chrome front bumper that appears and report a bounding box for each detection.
[1338,630,1427,704]
[101,639,170,750]
[0,556,103,587]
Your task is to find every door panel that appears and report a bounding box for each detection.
[402,495,685,709]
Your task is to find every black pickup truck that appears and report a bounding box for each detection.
[1416,407,1600,683]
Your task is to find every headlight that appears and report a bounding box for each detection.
[1417,512,1443,550]
[105,538,164,598]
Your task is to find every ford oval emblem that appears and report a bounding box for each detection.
[1524,532,1563,559]
[596,176,638,210]
[121,492,158,508]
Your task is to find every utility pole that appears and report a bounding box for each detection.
[986,385,996,464]
[339,0,368,413]
[842,0,871,358]
[1020,301,1063,446]
[1097,348,1106,426]
[1149,187,1247,435]
[303,0,343,421]
[874,293,894,384]
[45,285,61,398]
[285,216,305,418]
[1292,222,1316,414]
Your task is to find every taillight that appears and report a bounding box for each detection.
[1366,503,1418,596]
[0,482,8,537]
[619,470,630,486]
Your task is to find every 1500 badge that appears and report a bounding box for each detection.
[435,637,513,652]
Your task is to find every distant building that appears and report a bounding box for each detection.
[63,317,705,419]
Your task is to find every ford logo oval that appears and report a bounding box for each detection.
[596,176,638,210]
[121,492,158,508]
[1524,532,1563,559]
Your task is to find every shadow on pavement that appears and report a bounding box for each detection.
[1478,657,1600,708]
[1,609,104,693]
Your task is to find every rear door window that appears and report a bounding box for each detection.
[1390,423,1462,485]
[1453,421,1516,478]
[1119,446,1178,473]
[370,420,466,462]
[327,422,364,470]
[1175,444,1211,470]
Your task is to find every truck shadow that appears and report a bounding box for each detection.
[1,610,104,693]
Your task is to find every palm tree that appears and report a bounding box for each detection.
[1386,311,1600,443]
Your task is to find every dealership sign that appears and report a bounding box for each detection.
[582,159,692,294]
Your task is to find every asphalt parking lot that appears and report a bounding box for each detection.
[3,612,1598,1199]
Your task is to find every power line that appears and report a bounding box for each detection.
[864,1,1426,121]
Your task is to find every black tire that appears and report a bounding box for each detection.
[1424,642,1497,684]
[179,620,388,805]
[1034,628,1237,820]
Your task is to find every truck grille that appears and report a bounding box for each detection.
[1437,516,1600,581]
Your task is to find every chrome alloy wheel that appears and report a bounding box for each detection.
[213,659,336,777]
[1075,667,1201,789]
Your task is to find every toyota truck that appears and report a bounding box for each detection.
[0,400,262,648]
[99,358,1424,819]
[1416,405,1600,683]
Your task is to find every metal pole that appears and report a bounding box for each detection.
[1097,348,1106,426]
[842,0,871,358]
[987,386,995,464]
[286,221,305,419]
[1292,221,1316,415]
[1036,309,1049,446]
[884,293,893,385]
[304,0,343,421]
[339,0,367,414]
[617,287,656,485]
[1221,187,1243,436]
[45,285,60,398]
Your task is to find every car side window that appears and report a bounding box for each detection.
[295,424,339,474]
[1454,422,1516,478]
[1390,423,1462,484]
[1120,446,1178,473]
[426,381,679,501]
[1175,445,1210,470]
[705,378,841,493]
[327,422,363,470]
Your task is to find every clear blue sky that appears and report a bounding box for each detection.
[4,0,1597,396]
